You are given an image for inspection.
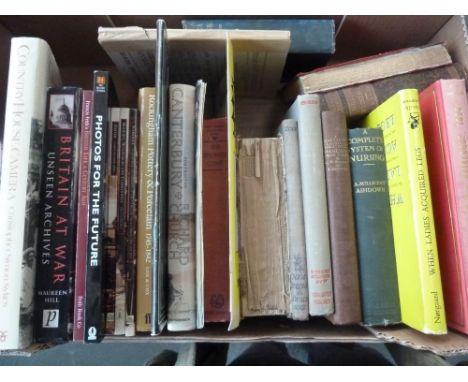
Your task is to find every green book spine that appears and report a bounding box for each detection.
[348,127,401,325]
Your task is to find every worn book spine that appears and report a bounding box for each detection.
[238,138,290,317]
[136,88,155,333]
[73,90,93,342]
[319,64,465,120]
[290,44,452,96]
[101,107,120,335]
[348,128,401,326]
[84,70,109,343]
[34,87,81,343]
[420,79,468,334]
[202,117,230,323]
[321,111,362,325]
[277,119,308,321]
[363,89,447,334]
[114,107,128,336]
[286,94,333,316]
[124,108,138,337]
[0,37,61,350]
[167,84,197,331]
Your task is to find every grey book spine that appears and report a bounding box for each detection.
[278,119,309,320]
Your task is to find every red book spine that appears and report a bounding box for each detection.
[420,79,468,334]
[73,90,94,341]
[202,117,230,322]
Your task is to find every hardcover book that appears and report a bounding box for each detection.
[285,44,452,100]
[318,64,465,120]
[420,79,468,334]
[362,89,447,334]
[348,127,401,326]
[277,119,308,321]
[0,37,61,350]
[321,111,361,325]
[202,117,230,323]
[73,90,94,342]
[286,94,333,316]
[34,87,81,343]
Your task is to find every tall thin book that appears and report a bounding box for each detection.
[151,19,169,335]
[362,89,447,334]
[420,79,468,334]
[286,94,334,316]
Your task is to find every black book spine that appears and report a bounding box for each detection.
[84,71,110,342]
[35,87,82,342]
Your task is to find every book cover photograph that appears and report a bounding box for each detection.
[34,87,81,343]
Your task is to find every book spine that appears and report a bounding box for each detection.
[73,90,93,342]
[319,64,464,120]
[115,107,128,335]
[34,87,81,342]
[277,119,308,321]
[364,89,446,334]
[238,138,289,317]
[420,79,468,333]
[101,107,120,335]
[124,108,139,337]
[399,91,446,334]
[0,38,61,350]
[152,19,169,335]
[321,111,361,325]
[136,88,155,332]
[286,94,333,316]
[167,84,197,331]
[202,118,230,323]
[440,80,468,333]
[348,128,401,326]
[84,70,109,343]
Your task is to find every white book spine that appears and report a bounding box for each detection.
[286,95,334,315]
[0,38,61,350]
[278,119,309,320]
[167,84,197,331]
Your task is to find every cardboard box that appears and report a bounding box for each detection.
[1,15,468,357]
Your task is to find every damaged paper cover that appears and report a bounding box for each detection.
[237,138,290,317]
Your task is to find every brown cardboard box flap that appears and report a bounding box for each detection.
[367,325,468,356]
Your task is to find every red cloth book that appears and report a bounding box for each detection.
[420,79,468,334]
[202,117,230,323]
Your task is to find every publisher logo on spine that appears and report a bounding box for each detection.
[42,310,59,328]
[87,326,97,341]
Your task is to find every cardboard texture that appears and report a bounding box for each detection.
[430,15,468,74]
[333,15,451,63]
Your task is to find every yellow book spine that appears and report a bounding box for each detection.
[364,89,447,334]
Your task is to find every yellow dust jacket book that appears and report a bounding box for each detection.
[362,89,447,334]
